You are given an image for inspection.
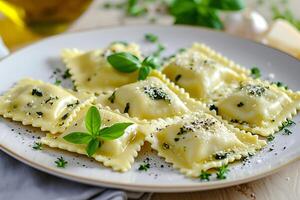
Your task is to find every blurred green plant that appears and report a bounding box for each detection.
[169,0,245,30]
[103,0,245,30]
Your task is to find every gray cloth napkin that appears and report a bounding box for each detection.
[0,151,152,200]
[0,38,152,200]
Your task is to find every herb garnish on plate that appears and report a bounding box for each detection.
[63,106,133,157]
[107,52,159,80]
[55,156,68,168]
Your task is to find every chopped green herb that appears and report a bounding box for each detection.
[279,119,295,131]
[63,106,133,157]
[143,86,171,103]
[124,102,130,113]
[138,163,150,171]
[145,33,158,43]
[108,91,116,103]
[55,156,68,168]
[216,164,229,180]
[31,89,43,97]
[250,67,261,79]
[32,142,42,150]
[214,152,228,160]
[199,171,211,181]
[209,104,218,114]
[237,102,244,107]
[273,81,288,89]
[54,79,61,86]
[36,112,43,117]
[175,74,182,82]
[61,113,69,120]
[283,129,292,135]
[62,69,71,79]
[267,134,275,142]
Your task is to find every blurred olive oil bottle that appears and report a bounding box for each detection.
[0,0,92,49]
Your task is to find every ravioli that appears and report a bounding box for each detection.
[97,72,204,120]
[0,79,95,133]
[215,79,300,136]
[146,112,266,177]
[162,44,247,102]
[41,105,146,171]
[62,42,142,93]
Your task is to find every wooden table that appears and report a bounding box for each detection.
[6,0,300,199]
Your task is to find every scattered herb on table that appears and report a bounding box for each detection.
[55,156,68,168]
[107,52,160,80]
[216,164,229,180]
[138,163,150,171]
[199,171,211,181]
[145,33,158,43]
[63,106,133,157]
[250,67,261,79]
[32,142,42,150]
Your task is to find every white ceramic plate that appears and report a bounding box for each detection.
[0,25,300,192]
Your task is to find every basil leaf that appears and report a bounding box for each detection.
[98,123,133,140]
[107,52,141,73]
[196,7,224,30]
[63,132,92,144]
[208,0,245,11]
[85,106,101,135]
[170,0,197,16]
[138,66,151,81]
[142,56,160,69]
[86,138,100,157]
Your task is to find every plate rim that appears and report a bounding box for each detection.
[1,24,300,192]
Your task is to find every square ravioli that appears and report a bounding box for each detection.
[41,105,146,172]
[146,111,266,177]
[0,79,95,133]
[62,42,142,93]
[213,79,300,136]
[162,43,248,102]
[96,71,204,120]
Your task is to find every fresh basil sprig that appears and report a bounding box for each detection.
[63,106,133,157]
[107,52,159,80]
[170,0,245,30]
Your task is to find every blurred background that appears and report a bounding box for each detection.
[0,0,299,58]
